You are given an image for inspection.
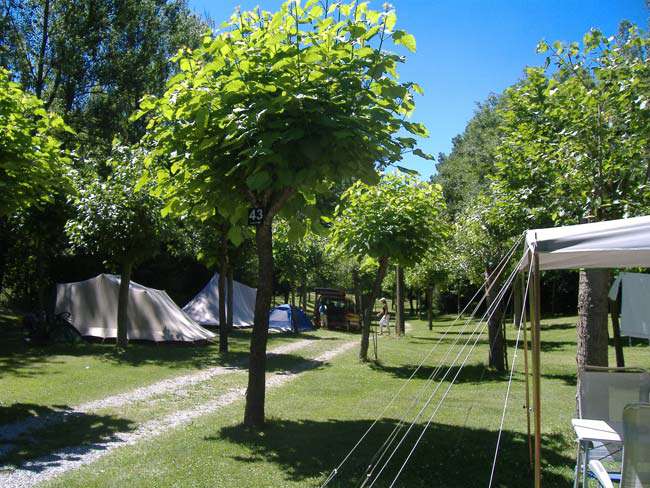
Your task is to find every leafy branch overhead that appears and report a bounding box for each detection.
[135,0,432,238]
[0,68,73,217]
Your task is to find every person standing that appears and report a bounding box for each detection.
[318,300,328,329]
[378,297,390,335]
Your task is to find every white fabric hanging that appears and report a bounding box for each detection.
[608,272,650,339]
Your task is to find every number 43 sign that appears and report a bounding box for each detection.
[248,208,264,226]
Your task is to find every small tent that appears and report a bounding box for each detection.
[55,274,215,342]
[183,273,256,328]
[268,304,314,333]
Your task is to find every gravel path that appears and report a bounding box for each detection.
[0,339,315,454]
[0,340,356,488]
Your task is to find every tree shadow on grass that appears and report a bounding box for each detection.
[0,403,135,470]
[369,361,510,385]
[0,316,328,379]
[543,373,577,386]
[541,322,575,331]
[212,418,573,487]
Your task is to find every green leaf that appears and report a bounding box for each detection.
[413,148,434,160]
[396,165,420,176]
[227,225,244,246]
[393,30,416,52]
[536,40,549,54]
[246,171,272,190]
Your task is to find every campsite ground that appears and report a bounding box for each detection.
[1,310,649,487]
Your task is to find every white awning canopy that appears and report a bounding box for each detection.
[522,215,650,271]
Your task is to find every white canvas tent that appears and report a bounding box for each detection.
[183,273,256,328]
[521,215,650,271]
[519,215,650,488]
[55,274,215,342]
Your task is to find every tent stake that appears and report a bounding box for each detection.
[528,250,542,488]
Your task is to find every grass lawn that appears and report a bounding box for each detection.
[1,313,638,487]
[0,308,333,425]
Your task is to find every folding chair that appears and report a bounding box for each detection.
[575,367,650,486]
[589,403,650,488]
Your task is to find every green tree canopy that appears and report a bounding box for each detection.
[0,68,71,217]
[493,23,650,371]
[1,0,205,145]
[331,173,446,358]
[137,0,431,427]
[66,145,167,347]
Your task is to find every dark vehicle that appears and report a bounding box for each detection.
[314,288,360,331]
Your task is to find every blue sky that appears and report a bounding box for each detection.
[189,0,648,178]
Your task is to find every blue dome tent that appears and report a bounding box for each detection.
[268,304,314,333]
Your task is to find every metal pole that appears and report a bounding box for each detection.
[529,250,542,488]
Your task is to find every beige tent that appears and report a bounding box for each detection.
[55,274,215,342]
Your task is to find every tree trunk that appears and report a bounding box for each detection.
[218,247,228,354]
[35,0,51,99]
[610,296,625,368]
[409,290,414,317]
[427,286,433,330]
[396,265,405,336]
[576,269,610,371]
[485,268,506,372]
[227,265,234,332]
[244,220,274,428]
[360,256,389,361]
[117,260,133,349]
[352,267,362,315]
[0,217,8,294]
[284,290,289,304]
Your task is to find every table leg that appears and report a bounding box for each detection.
[573,441,582,488]
[582,444,589,487]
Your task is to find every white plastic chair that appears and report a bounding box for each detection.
[589,403,650,488]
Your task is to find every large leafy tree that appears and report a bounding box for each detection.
[494,24,650,370]
[137,1,430,427]
[1,0,204,145]
[66,146,166,348]
[451,190,527,371]
[331,174,446,361]
[433,95,502,219]
[0,67,71,217]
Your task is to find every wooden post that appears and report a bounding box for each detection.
[528,250,542,488]
[518,271,533,469]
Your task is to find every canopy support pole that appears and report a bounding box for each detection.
[515,271,533,469]
[528,249,542,488]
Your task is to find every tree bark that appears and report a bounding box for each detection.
[227,265,234,332]
[117,260,133,349]
[485,267,506,372]
[244,220,274,428]
[35,0,51,99]
[352,267,362,315]
[610,296,625,368]
[396,265,405,335]
[576,269,610,370]
[360,256,388,361]
[218,247,228,354]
